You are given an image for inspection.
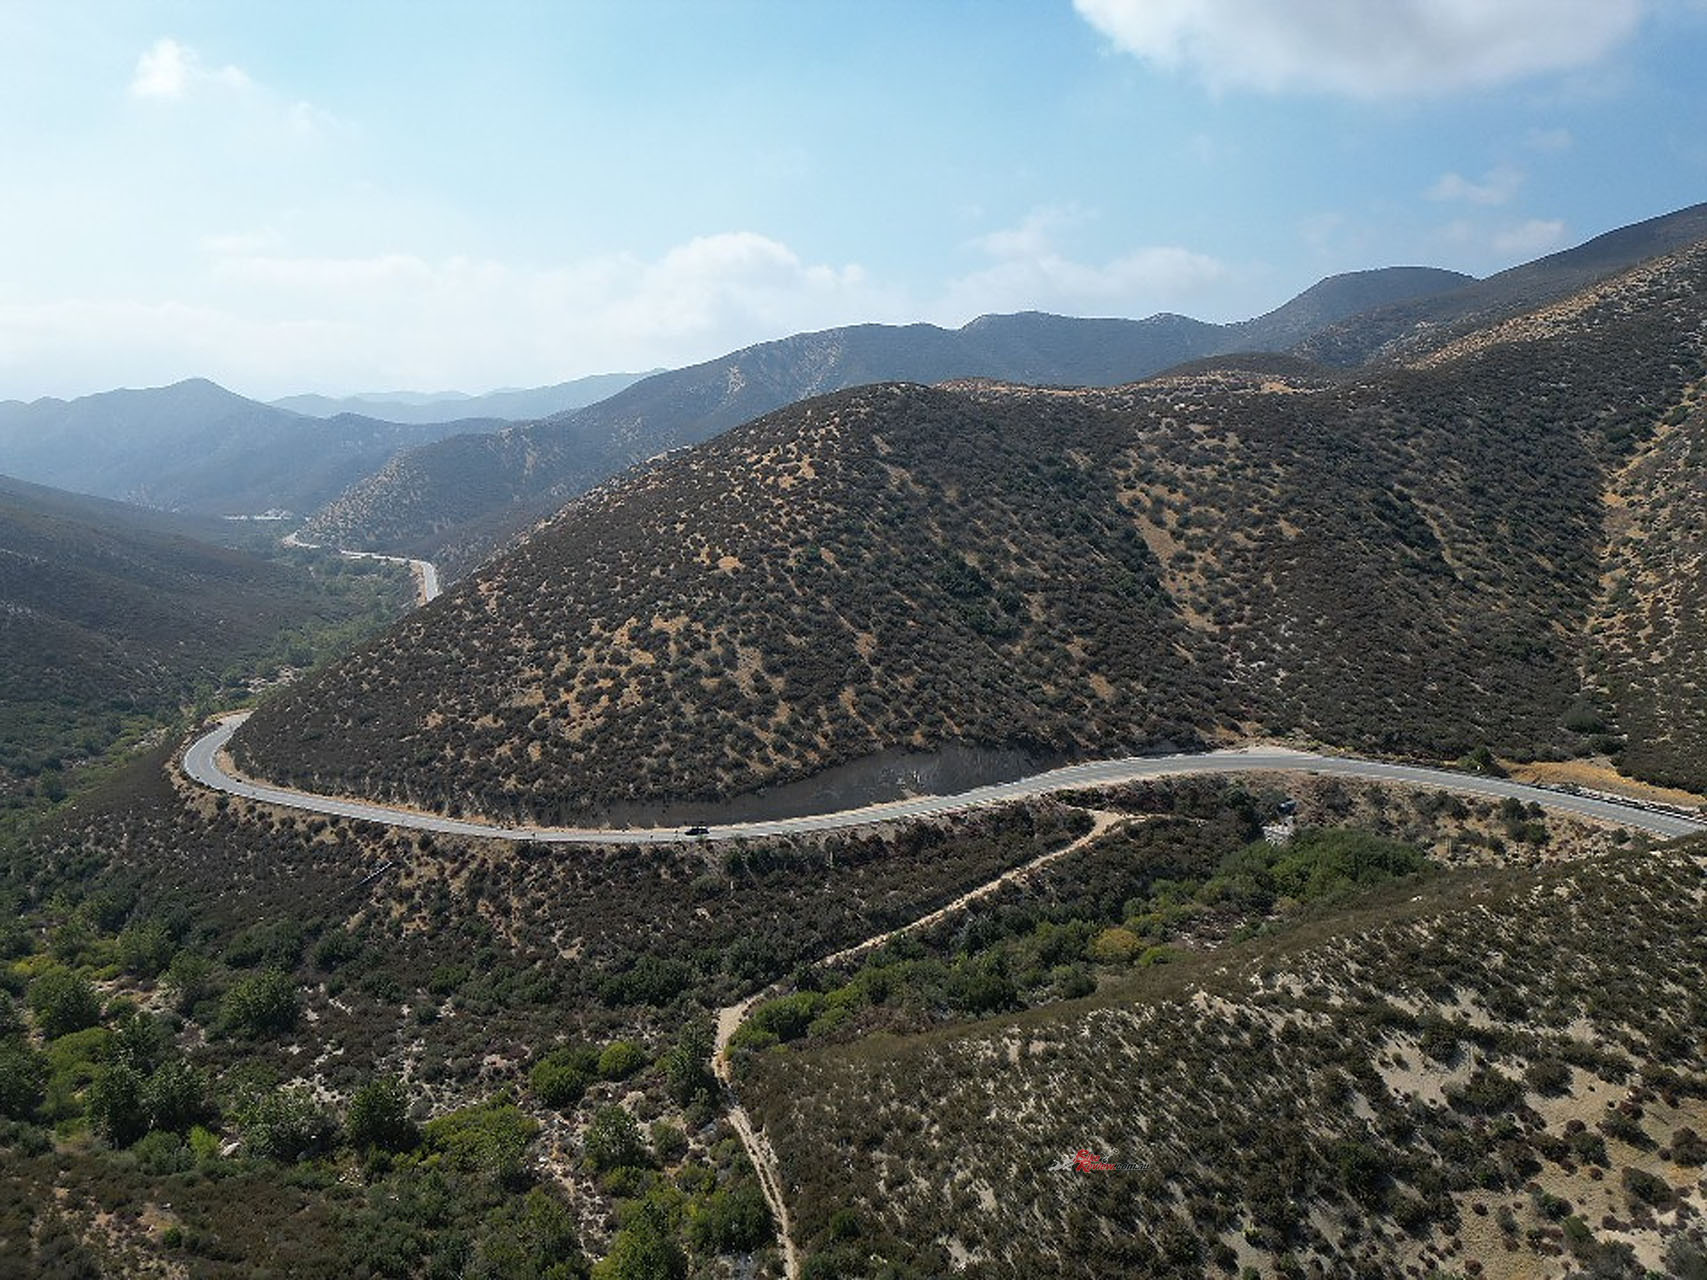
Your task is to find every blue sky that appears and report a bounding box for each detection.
[1,0,1704,399]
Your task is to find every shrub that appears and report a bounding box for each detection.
[220,969,299,1037]
[688,1181,774,1253]
[88,1062,148,1146]
[27,967,101,1039]
[163,951,215,1015]
[347,1076,417,1152]
[650,1121,688,1165]
[1621,1166,1674,1209]
[239,1084,338,1162]
[599,1040,647,1081]
[531,1044,600,1110]
[117,921,177,979]
[1524,1058,1571,1095]
[0,1040,48,1120]
[424,1098,537,1185]
[143,1057,208,1133]
[584,1104,645,1173]
[595,1200,686,1280]
[1088,927,1141,963]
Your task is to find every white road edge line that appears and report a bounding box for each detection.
[181,714,1707,845]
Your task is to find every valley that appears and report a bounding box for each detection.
[6,203,1707,1280]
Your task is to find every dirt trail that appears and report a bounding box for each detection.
[710,808,1133,1278]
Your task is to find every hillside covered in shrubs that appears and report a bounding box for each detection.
[234,240,1707,818]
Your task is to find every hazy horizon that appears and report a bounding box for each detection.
[2,0,1704,401]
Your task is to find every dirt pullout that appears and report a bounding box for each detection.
[1500,757,1707,809]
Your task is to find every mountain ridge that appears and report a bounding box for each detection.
[269,369,657,424]
[295,266,1474,569]
[232,237,1707,819]
[0,378,505,518]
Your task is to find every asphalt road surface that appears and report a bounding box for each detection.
[182,715,1707,844]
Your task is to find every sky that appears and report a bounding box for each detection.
[1,0,1704,401]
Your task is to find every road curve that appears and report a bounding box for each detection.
[281,531,441,604]
[182,714,1707,843]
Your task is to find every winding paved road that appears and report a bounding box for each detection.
[281,531,441,604]
[182,714,1707,843]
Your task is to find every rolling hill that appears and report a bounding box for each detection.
[231,235,1707,820]
[294,267,1473,570]
[0,378,503,518]
[0,472,411,801]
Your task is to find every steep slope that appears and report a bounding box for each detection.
[746,838,1707,1278]
[297,268,1471,569]
[1297,199,1707,368]
[231,240,1707,819]
[270,369,654,424]
[0,474,409,793]
[1591,379,1707,791]
[0,378,501,516]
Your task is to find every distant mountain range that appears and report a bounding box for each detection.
[296,266,1476,569]
[0,379,503,517]
[270,370,657,424]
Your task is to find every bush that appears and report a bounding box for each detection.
[599,1040,647,1080]
[346,1076,417,1153]
[584,1104,645,1173]
[1622,1165,1674,1209]
[164,951,215,1015]
[0,1040,48,1120]
[531,1044,600,1110]
[750,992,824,1042]
[424,1098,538,1185]
[28,967,101,1039]
[143,1057,209,1133]
[468,1187,587,1279]
[1087,927,1141,963]
[594,1200,685,1280]
[1524,1058,1571,1095]
[239,1084,338,1162]
[650,1121,688,1165]
[87,1062,149,1146]
[689,1181,773,1254]
[220,969,299,1037]
[117,921,177,979]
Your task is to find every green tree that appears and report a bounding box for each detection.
[347,1075,417,1152]
[164,950,215,1015]
[598,1040,646,1080]
[469,1188,588,1279]
[220,969,299,1037]
[594,1201,686,1280]
[423,1097,538,1185]
[689,1181,774,1253]
[117,920,177,979]
[28,967,101,1039]
[584,1104,645,1173]
[87,1061,149,1146]
[531,1044,600,1110]
[143,1057,209,1133]
[0,1040,47,1120]
[664,1019,716,1106]
[239,1084,338,1162]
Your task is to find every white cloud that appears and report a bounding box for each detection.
[1073,0,1644,98]
[1493,218,1567,256]
[0,232,904,398]
[130,37,250,100]
[941,206,1229,321]
[1427,165,1525,205]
